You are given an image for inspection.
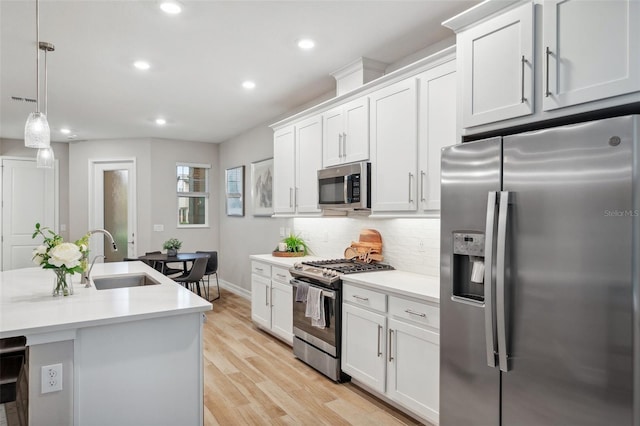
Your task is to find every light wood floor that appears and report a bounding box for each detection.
[202,289,425,426]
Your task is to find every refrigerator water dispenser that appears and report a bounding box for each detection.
[452,232,485,302]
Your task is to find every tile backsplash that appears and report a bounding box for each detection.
[292,217,440,277]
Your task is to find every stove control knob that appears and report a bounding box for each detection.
[321,268,328,276]
[293,263,303,270]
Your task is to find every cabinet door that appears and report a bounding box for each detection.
[251,274,271,329]
[387,318,440,424]
[296,116,322,214]
[370,78,418,212]
[322,106,344,167]
[459,2,534,127]
[543,0,640,111]
[418,60,457,212]
[341,303,386,393]
[270,281,293,344]
[273,126,296,214]
[343,97,370,164]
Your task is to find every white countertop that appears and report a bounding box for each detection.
[0,261,212,339]
[250,253,440,303]
[342,270,440,304]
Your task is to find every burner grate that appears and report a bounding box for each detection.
[301,258,394,274]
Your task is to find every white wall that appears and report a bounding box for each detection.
[218,124,291,293]
[68,138,218,256]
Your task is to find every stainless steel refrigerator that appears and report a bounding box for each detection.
[440,115,639,426]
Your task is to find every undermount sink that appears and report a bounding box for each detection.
[93,273,161,290]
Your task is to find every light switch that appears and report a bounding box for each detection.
[153,224,164,232]
[60,224,67,232]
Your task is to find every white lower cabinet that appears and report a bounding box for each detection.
[250,261,293,345]
[342,283,440,424]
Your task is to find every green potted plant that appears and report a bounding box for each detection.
[274,233,311,257]
[163,238,182,257]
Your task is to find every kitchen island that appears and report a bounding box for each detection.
[0,261,212,426]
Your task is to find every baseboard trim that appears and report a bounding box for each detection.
[219,279,251,300]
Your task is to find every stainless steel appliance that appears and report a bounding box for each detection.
[290,258,394,381]
[317,161,370,210]
[440,115,639,426]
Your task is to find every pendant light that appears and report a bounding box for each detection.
[24,0,51,149]
[35,40,55,168]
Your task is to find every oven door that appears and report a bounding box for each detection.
[291,279,338,357]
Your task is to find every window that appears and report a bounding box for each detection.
[177,163,210,227]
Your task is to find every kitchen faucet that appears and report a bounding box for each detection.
[85,255,106,288]
[80,229,118,285]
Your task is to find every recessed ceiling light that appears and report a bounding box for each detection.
[60,128,71,134]
[297,38,315,50]
[160,1,182,14]
[155,118,167,125]
[67,134,77,140]
[242,81,256,90]
[133,60,151,70]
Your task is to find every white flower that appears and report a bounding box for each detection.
[48,243,82,269]
[35,245,47,255]
[32,245,47,265]
[32,254,44,266]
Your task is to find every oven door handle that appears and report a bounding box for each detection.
[290,279,337,300]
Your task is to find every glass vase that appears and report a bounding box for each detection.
[52,269,73,297]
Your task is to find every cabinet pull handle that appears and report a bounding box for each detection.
[420,170,426,202]
[265,286,269,306]
[295,187,299,208]
[520,55,527,103]
[408,172,414,203]
[342,132,347,158]
[255,267,263,272]
[289,187,293,208]
[276,274,286,279]
[338,133,343,158]
[545,47,551,97]
[405,308,426,318]
[377,325,383,357]
[352,295,369,301]
[388,329,394,362]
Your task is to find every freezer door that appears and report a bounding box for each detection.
[501,115,636,425]
[440,138,502,426]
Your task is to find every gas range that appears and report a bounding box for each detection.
[290,258,394,287]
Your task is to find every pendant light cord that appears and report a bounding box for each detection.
[35,0,40,114]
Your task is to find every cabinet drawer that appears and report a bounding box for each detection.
[389,296,439,330]
[251,261,271,278]
[343,284,386,313]
[271,266,292,284]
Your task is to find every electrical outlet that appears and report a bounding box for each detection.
[279,227,285,237]
[153,224,164,232]
[418,239,426,253]
[41,364,63,393]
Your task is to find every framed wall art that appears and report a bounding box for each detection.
[225,165,245,216]
[250,157,273,216]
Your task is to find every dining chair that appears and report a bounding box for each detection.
[145,251,183,276]
[196,250,220,301]
[173,256,208,297]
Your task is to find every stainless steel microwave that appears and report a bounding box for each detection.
[317,162,371,210]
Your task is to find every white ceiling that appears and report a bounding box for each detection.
[0,0,477,144]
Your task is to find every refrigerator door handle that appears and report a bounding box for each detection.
[496,191,510,372]
[484,191,498,368]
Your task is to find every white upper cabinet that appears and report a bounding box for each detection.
[370,78,418,212]
[542,0,640,111]
[458,2,534,128]
[273,126,296,214]
[322,97,369,167]
[417,60,457,212]
[295,116,322,214]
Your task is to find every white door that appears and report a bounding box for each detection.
[418,60,457,212]
[273,126,296,214]
[322,106,344,167]
[295,115,322,214]
[459,2,534,127]
[90,160,136,261]
[341,303,387,393]
[543,0,640,111]
[387,318,440,424]
[251,274,271,329]
[270,280,293,344]
[370,78,418,212]
[342,97,370,164]
[1,158,56,270]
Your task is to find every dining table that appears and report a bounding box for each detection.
[137,252,210,276]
